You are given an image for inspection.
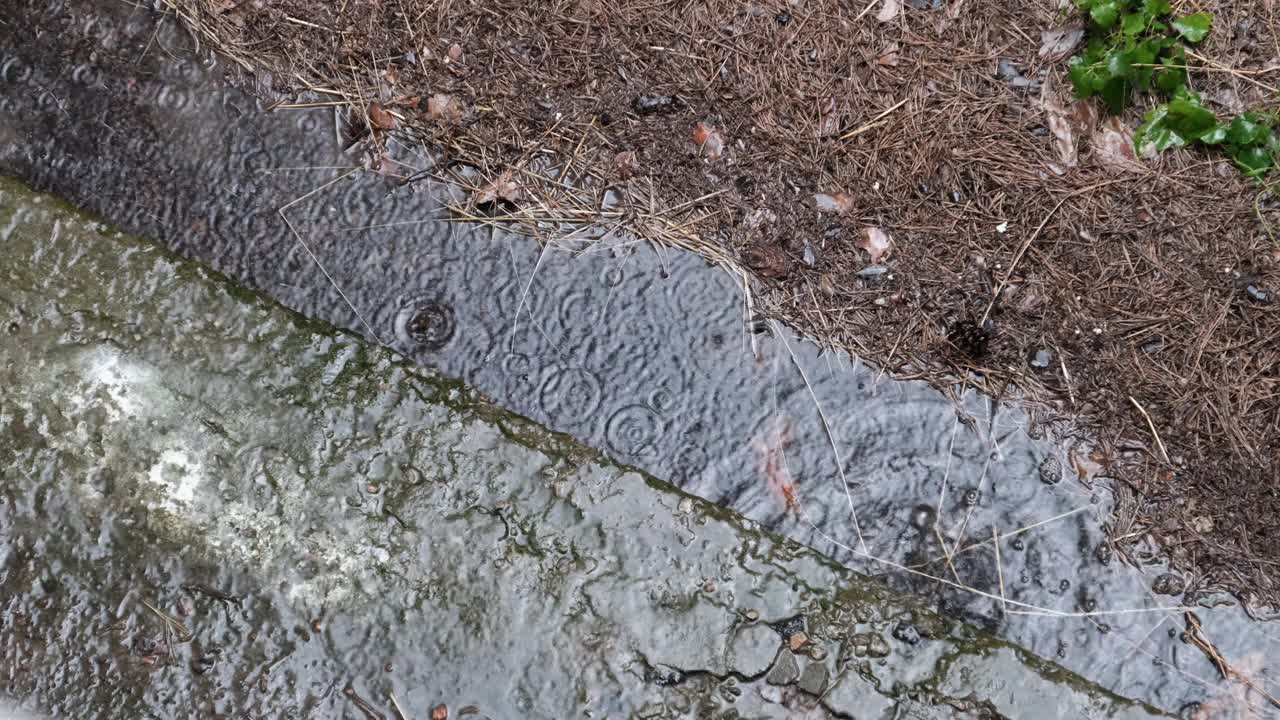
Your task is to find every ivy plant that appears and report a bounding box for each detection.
[1066,0,1278,179]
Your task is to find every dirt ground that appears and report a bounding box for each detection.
[166,0,1280,604]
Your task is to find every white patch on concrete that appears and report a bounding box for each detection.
[145,448,205,512]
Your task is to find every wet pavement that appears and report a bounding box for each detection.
[1,0,1278,715]
[0,178,1175,718]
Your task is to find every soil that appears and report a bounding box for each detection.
[164,0,1280,602]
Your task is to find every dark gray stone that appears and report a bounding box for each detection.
[797,662,830,696]
[765,648,801,686]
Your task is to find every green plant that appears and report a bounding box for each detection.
[1066,0,1279,178]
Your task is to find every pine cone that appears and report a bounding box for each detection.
[947,319,989,359]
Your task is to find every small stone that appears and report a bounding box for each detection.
[1038,455,1063,485]
[1152,573,1185,596]
[1028,348,1052,370]
[649,663,685,686]
[797,662,829,696]
[744,609,760,622]
[808,645,828,661]
[632,94,682,116]
[766,648,801,686]
[677,497,693,514]
[636,703,665,719]
[702,579,717,594]
[802,242,817,267]
[431,704,448,720]
[731,623,781,677]
[891,622,920,646]
[850,631,890,658]
[788,631,809,652]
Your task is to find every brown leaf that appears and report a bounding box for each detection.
[877,43,900,66]
[427,93,462,123]
[475,169,521,205]
[693,121,724,160]
[1092,117,1144,172]
[741,243,791,279]
[751,415,798,514]
[1039,25,1085,62]
[857,227,892,264]
[876,0,900,22]
[1040,76,1076,173]
[446,43,464,62]
[814,192,854,214]
[367,102,395,131]
[614,150,639,179]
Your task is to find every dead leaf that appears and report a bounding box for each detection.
[367,102,395,131]
[751,415,799,514]
[614,150,639,179]
[876,0,900,22]
[857,227,892,263]
[447,43,464,62]
[693,121,724,160]
[741,243,791,279]
[1071,98,1098,130]
[1039,25,1085,62]
[475,170,521,206]
[877,43,900,66]
[427,93,462,123]
[1092,117,1144,172]
[1040,75,1076,173]
[814,192,854,214]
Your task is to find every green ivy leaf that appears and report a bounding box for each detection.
[1122,12,1147,35]
[1141,0,1171,19]
[1136,105,1181,150]
[1163,96,1219,140]
[1100,77,1131,114]
[1232,146,1273,177]
[1171,12,1212,43]
[1068,56,1100,98]
[1227,113,1270,146]
[1106,48,1132,78]
[1091,0,1121,28]
[1152,48,1187,95]
[1199,124,1227,145]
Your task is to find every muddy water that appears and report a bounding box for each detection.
[0,0,1276,714]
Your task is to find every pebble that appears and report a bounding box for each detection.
[649,664,685,686]
[1151,573,1185,596]
[732,624,781,677]
[891,622,920,646]
[431,704,448,720]
[797,662,829,696]
[744,609,760,622]
[765,648,800,686]
[788,631,809,652]
[676,497,693,514]
[1028,348,1052,370]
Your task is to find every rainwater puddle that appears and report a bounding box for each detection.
[1,0,1277,715]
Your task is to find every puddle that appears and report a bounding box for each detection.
[1,0,1277,714]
